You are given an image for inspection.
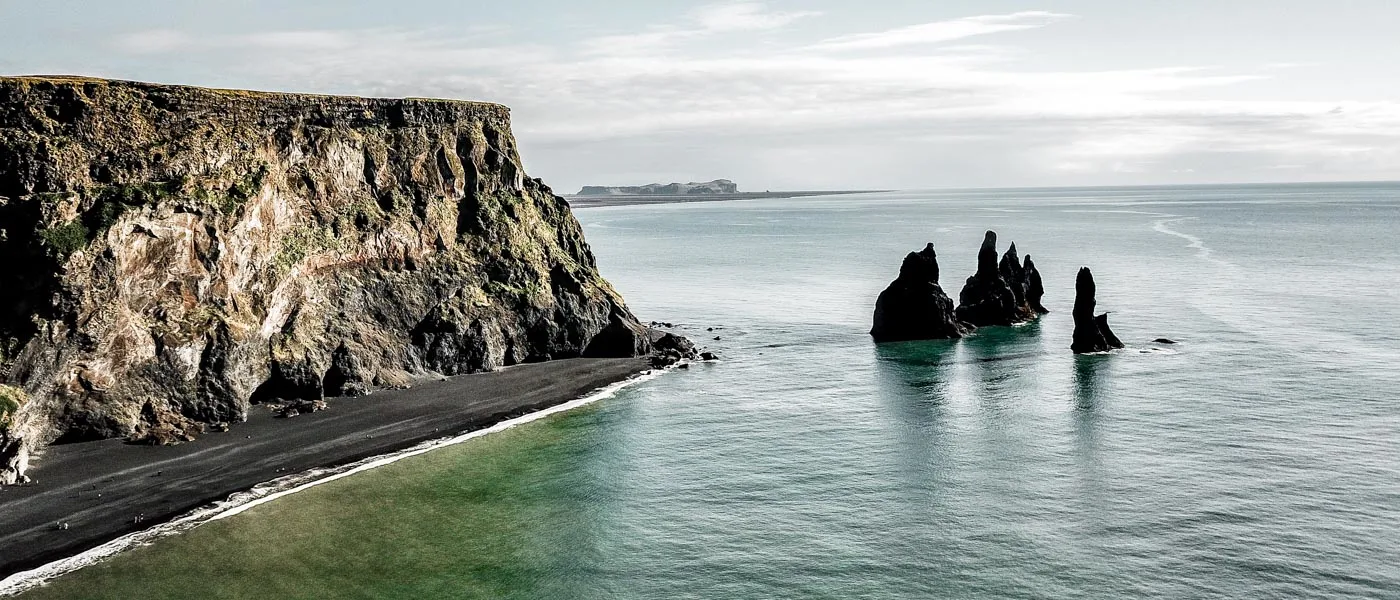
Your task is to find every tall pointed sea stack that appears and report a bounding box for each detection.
[998,242,1046,318]
[871,243,970,342]
[1023,255,1048,314]
[1071,267,1125,354]
[956,231,1037,326]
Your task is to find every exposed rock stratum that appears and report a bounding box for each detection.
[0,77,652,484]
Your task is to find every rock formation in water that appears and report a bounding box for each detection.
[870,243,971,342]
[1023,254,1048,314]
[0,76,658,484]
[955,231,1038,327]
[1071,268,1125,354]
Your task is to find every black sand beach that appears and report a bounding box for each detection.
[0,358,649,580]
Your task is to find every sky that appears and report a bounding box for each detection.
[2,0,1399,192]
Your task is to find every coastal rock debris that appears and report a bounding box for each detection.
[0,76,653,485]
[649,332,699,367]
[1071,268,1125,354]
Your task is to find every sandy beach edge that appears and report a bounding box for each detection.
[0,358,662,594]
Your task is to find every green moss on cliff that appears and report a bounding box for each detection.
[227,167,267,205]
[38,220,90,257]
[88,181,176,231]
[274,226,342,273]
[0,385,24,433]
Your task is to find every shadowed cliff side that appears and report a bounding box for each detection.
[0,76,652,484]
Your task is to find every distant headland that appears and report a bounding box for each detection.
[577,179,740,196]
[568,179,885,208]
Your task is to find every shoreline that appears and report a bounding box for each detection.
[0,357,653,589]
[566,190,886,209]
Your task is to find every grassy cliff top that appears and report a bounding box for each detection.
[0,75,510,113]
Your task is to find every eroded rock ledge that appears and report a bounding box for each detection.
[0,76,655,483]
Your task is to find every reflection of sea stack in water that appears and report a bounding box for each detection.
[956,231,1039,326]
[871,244,972,342]
[1071,268,1125,354]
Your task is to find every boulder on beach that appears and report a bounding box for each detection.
[871,243,971,342]
[1071,268,1126,354]
[955,231,1039,327]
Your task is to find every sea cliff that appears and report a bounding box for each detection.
[0,76,652,484]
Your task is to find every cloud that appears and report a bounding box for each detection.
[812,11,1073,51]
[581,1,819,56]
[689,1,822,32]
[114,29,196,54]
[100,7,1400,189]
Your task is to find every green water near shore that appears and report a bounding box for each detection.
[23,405,620,599]
[21,182,1400,598]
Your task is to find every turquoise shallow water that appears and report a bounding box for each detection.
[22,183,1400,599]
[569,183,1400,598]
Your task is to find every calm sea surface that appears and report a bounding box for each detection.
[23,183,1400,599]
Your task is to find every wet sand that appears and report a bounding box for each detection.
[0,357,649,579]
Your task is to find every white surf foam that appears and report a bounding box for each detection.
[0,367,672,597]
[1151,216,1231,267]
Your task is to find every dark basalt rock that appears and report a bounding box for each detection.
[583,311,655,358]
[999,243,1027,306]
[1071,268,1125,354]
[652,332,697,358]
[1023,255,1048,314]
[1153,338,1178,345]
[870,243,971,343]
[955,231,1037,327]
[646,330,699,368]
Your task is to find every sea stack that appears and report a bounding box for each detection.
[955,231,1038,326]
[1023,254,1048,314]
[0,77,661,485]
[1071,268,1125,354]
[871,243,971,342]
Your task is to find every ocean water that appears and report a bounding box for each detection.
[20,183,1400,599]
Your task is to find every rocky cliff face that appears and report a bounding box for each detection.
[0,77,650,484]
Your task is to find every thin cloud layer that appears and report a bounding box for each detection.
[812,11,1073,51]
[101,3,1400,190]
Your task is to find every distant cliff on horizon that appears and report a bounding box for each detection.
[576,179,738,196]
